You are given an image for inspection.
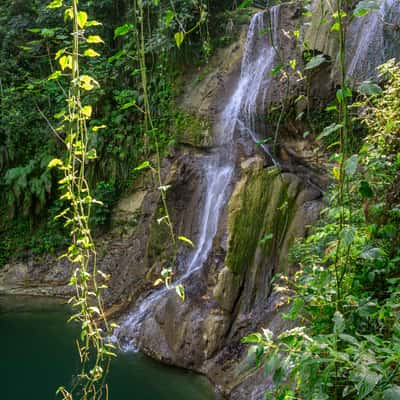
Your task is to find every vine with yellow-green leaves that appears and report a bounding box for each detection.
[46,1,115,399]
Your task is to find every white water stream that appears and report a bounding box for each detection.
[347,0,396,80]
[114,8,280,350]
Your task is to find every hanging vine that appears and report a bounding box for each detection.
[46,1,115,399]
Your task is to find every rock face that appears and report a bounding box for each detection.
[1,1,399,399]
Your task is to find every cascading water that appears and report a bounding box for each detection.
[113,7,280,350]
[347,0,396,80]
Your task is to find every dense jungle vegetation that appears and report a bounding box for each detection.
[0,0,242,264]
[1,0,400,399]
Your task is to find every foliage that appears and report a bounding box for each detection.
[243,60,400,399]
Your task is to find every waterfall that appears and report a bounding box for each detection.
[347,0,396,80]
[113,7,280,351]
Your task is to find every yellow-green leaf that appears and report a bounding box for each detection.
[79,75,99,91]
[92,125,107,132]
[48,158,63,169]
[84,48,100,57]
[64,8,73,21]
[59,55,72,71]
[86,35,104,44]
[81,105,92,118]
[77,11,88,29]
[48,70,62,80]
[55,47,67,60]
[86,20,102,27]
[47,0,63,8]
[178,235,195,248]
[174,31,185,48]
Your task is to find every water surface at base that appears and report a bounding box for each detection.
[0,295,216,400]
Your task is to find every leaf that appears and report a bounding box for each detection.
[176,284,185,301]
[384,386,400,400]
[345,154,358,177]
[238,0,252,9]
[358,370,381,399]
[241,333,263,344]
[317,123,343,140]
[48,159,63,169]
[86,35,104,44]
[359,80,382,96]
[77,11,87,29]
[55,47,67,60]
[336,86,352,102]
[47,0,63,8]
[165,10,175,27]
[84,48,100,57]
[178,236,195,248]
[359,181,373,198]
[114,24,133,39]
[354,0,381,17]
[271,65,283,76]
[134,161,151,171]
[92,125,107,132]
[153,278,164,287]
[340,226,356,246]
[360,247,384,261]
[59,55,72,71]
[79,75,99,91]
[64,8,73,21]
[305,54,326,70]
[339,333,359,347]
[48,70,62,80]
[174,32,185,48]
[86,20,102,27]
[120,100,136,110]
[333,311,345,334]
[81,105,92,118]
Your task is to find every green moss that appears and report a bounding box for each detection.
[174,111,211,147]
[225,164,299,276]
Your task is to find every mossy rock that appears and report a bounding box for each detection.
[225,160,299,276]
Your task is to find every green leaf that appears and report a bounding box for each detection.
[271,65,283,76]
[384,386,400,400]
[333,311,345,334]
[120,100,136,110]
[134,161,151,171]
[77,11,87,29]
[360,247,384,260]
[354,0,381,17]
[359,80,383,96]
[340,226,356,246]
[174,32,185,48]
[317,123,343,140]
[238,0,252,9]
[114,23,133,39]
[305,54,326,70]
[48,70,62,80]
[178,236,195,248]
[241,333,263,344]
[358,370,381,399]
[345,154,358,177]
[359,181,373,198]
[336,86,352,102]
[165,10,175,28]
